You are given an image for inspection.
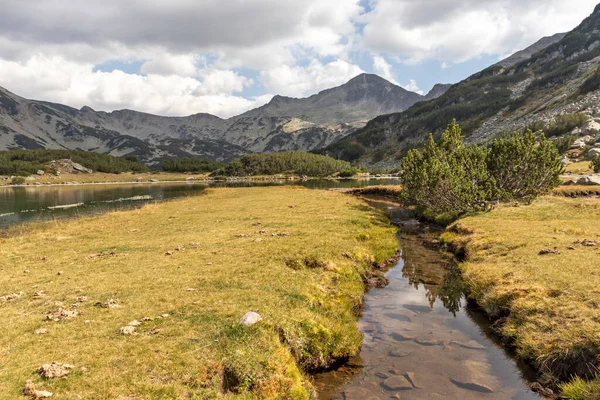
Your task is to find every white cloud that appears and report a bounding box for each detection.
[0,56,265,118]
[362,0,598,64]
[140,53,198,77]
[372,55,398,84]
[260,59,364,97]
[401,79,424,95]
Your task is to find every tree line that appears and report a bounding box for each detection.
[0,150,148,176]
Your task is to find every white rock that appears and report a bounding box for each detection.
[587,148,600,159]
[240,312,263,326]
[583,120,600,135]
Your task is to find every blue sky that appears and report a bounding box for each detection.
[0,0,597,117]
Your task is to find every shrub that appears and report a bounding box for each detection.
[162,158,225,173]
[487,130,563,201]
[218,151,353,177]
[400,121,563,219]
[10,176,26,185]
[591,156,600,173]
[0,149,148,175]
[399,121,495,215]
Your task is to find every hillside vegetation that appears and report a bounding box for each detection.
[0,187,398,398]
[217,151,357,177]
[0,149,148,176]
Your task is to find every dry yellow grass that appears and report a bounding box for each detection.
[0,187,398,399]
[563,161,593,174]
[443,197,600,397]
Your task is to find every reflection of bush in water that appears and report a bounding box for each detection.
[401,238,464,316]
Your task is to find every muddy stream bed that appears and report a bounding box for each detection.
[313,197,541,400]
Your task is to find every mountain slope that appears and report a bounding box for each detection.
[0,73,448,163]
[326,4,600,167]
[496,32,566,67]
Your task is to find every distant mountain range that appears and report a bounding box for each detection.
[0,73,449,163]
[326,4,600,167]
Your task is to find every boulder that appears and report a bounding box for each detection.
[36,170,45,176]
[583,120,600,135]
[71,162,92,173]
[239,311,263,326]
[587,148,600,159]
[576,175,600,186]
[571,135,595,149]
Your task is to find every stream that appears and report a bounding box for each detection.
[313,197,540,399]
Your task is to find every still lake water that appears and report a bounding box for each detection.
[0,178,398,228]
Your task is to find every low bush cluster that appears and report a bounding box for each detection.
[591,156,600,173]
[400,121,562,219]
[0,150,148,176]
[215,151,357,177]
[162,158,225,173]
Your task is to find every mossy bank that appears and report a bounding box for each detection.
[442,197,600,399]
[0,187,398,399]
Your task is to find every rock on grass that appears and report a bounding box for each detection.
[37,362,73,379]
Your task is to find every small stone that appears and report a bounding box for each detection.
[141,316,153,322]
[240,311,263,326]
[381,376,413,391]
[161,313,170,318]
[206,262,213,266]
[127,320,141,327]
[46,308,79,321]
[189,242,199,247]
[76,296,88,302]
[253,238,264,242]
[390,332,415,341]
[539,248,560,255]
[374,372,389,379]
[33,291,46,298]
[24,270,30,273]
[37,362,74,379]
[405,372,420,388]
[185,288,197,291]
[450,378,494,393]
[34,328,48,335]
[95,299,120,309]
[165,251,173,256]
[450,340,486,350]
[119,325,136,335]
[23,382,53,398]
[147,328,161,335]
[389,350,410,358]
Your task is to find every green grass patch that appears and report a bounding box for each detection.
[0,187,398,398]
[446,197,600,398]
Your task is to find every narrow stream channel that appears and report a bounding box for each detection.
[313,197,540,399]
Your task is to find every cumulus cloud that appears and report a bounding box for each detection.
[362,0,598,64]
[0,56,265,118]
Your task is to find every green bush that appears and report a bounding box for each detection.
[10,176,26,185]
[399,121,562,219]
[0,150,148,175]
[162,158,225,173]
[543,112,589,137]
[487,130,563,201]
[217,151,353,177]
[591,156,600,173]
[399,121,494,215]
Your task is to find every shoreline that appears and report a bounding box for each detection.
[0,175,401,189]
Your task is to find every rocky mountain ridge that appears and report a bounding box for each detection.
[0,74,448,163]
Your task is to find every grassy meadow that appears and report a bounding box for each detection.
[442,196,600,398]
[0,187,398,399]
